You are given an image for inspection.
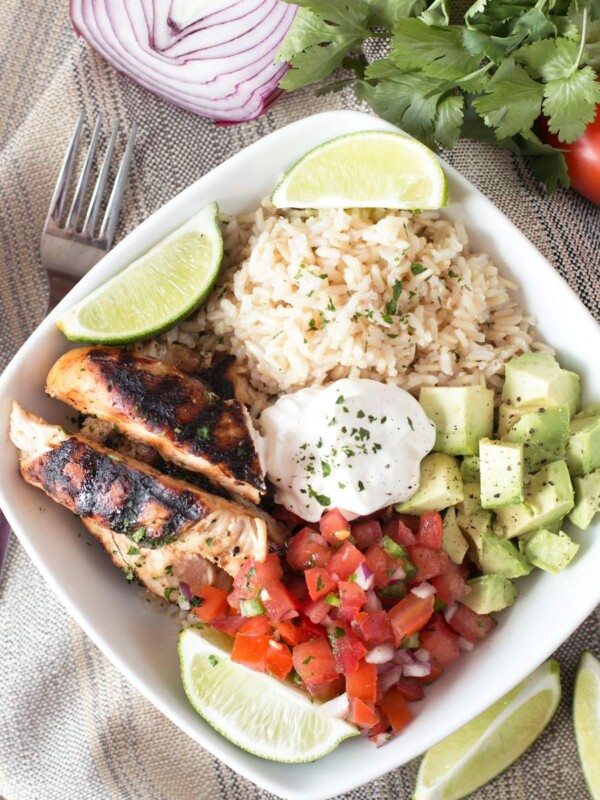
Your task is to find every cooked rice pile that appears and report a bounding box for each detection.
[163,202,548,415]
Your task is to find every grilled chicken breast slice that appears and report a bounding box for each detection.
[46,346,265,502]
[10,405,281,602]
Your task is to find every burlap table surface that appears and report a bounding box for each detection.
[1,2,599,799]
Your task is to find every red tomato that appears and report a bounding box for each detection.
[365,543,399,588]
[286,575,309,605]
[353,610,394,647]
[539,93,600,205]
[191,585,229,623]
[272,619,303,647]
[396,514,420,535]
[352,519,383,549]
[416,511,444,549]
[238,616,272,636]
[304,567,337,601]
[319,508,351,545]
[388,593,435,647]
[346,658,377,704]
[349,697,380,729]
[406,546,449,583]
[261,581,298,622]
[232,554,283,601]
[328,623,367,676]
[326,541,366,580]
[211,614,245,636]
[286,528,332,572]
[338,581,367,622]
[297,614,327,641]
[448,604,495,642]
[307,676,345,702]
[301,597,331,625]
[381,687,413,733]
[231,633,271,671]
[395,677,425,702]
[293,638,338,685]
[265,640,294,681]
[420,614,460,667]
[382,518,416,547]
[431,563,470,605]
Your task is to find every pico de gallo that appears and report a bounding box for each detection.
[187,507,495,745]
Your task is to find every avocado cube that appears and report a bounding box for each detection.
[576,403,600,419]
[524,529,580,574]
[479,533,532,578]
[463,574,517,614]
[500,405,570,473]
[495,461,574,539]
[479,439,524,508]
[456,483,495,546]
[419,386,494,456]
[569,469,600,530]
[395,453,463,513]
[501,352,580,417]
[442,506,469,564]
[460,456,480,482]
[566,415,600,476]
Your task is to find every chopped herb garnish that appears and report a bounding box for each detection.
[338,482,346,489]
[325,593,341,607]
[316,575,324,592]
[410,262,427,276]
[308,318,317,331]
[165,565,174,576]
[407,417,414,431]
[385,279,403,316]
[189,596,203,608]
[206,537,214,547]
[131,527,146,543]
[356,410,365,419]
[336,395,345,405]
[327,297,335,312]
[163,587,174,600]
[358,480,365,492]
[303,655,315,665]
[127,545,139,556]
[307,485,331,507]
[208,655,219,667]
[321,460,331,477]
[332,626,345,639]
[448,269,459,278]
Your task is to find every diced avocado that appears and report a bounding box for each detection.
[568,469,600,530]
[479,439,524,508]
[395,453,464,513]
[576,403,600,419]
[566,414,600,476]
[419,386,494,456]
[524,528,580,574]
[442,506,469,564]
[456,482,493,542]
[495,461,574,538]
[460,456,480,482]
[500,405,570,473]
[463,574,517,614]
[502,352,581,418]
[478,533,532,578]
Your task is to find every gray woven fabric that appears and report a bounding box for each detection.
[1,2,599,799]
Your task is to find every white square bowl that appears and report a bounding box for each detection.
[0,110,599,800]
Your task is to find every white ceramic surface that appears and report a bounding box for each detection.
[1,110,599,800]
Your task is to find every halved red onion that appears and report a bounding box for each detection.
[365,643,395,665]
[321,692,350,720]
[403,662,431,678]
[364,589,383,614]
[354,562,374,591]
[379,665,404,694]
[393,649,416,666]
[70,0,297,122]
[458,636,475,651]
[414,648,431,663]
[411,582,436,599]
[444,602,458,622]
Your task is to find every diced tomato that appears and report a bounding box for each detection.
[327,623,367,676]
[420,613,460,667]
[448,603,495,642]
[301,597,331,625]
[265,640,294,681]
[286,528,332,572]
[297,614,327,641]
[231,633,270,671]
[326,541,366,581]
[381,686,413,732]
[286,575,309,605]
[271,505,304,527]
[396,514,420,535]
[431,564,470,605]
[319,508,351,545]
[352,519,383,549]
[211,614,245,636]
[353,610,394,647]
[365,543,398,588]
[416,511,444,549]
[338,581,367,622]
[191,585,228,623]
[304,567,337,601]
[388,593,435,647]
[349,697,380,729]
[306,676,345,702]
[417,664,444,684]
[272,619,302,647]
[261,581,298,622]
[239,616,272,636]
[382,518,416,547]
[346,658,377,704]
[232,554,283,601]
[293,638,338,686]
[406,546,449,583]
[395,678,425,702]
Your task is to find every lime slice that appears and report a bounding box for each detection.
[271,131,447,210]
[178,625,358,762]
[414,659,561,800]
[58,201,223,343]
[574,651,600,799]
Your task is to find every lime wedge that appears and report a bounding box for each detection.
[574,651,600,799]
[178,625,358,762]
[271,131,447,210]
[58,201,223,344]
[414,660,561,800]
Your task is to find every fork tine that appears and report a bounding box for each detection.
[45,111,85,226]
[99,122,137,246]
[81,119,119,237]
[65,114,103,232]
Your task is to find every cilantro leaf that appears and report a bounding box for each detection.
[514,37,581,82]
[277,9,334,63]
[542,66,600,142]
[291,0,371,34]
[472,59,544,139]
[367,0,426,28]
[518,131,570,194]
[419,0,450,26]
[391,19,481,82]
[280,39,362,90]
[434,94,465,148]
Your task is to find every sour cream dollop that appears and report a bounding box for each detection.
[259,378,436,523]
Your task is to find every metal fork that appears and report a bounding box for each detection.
[0,113,137,580]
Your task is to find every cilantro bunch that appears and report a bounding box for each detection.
[278,0,600,192]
